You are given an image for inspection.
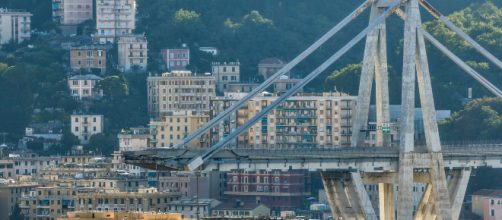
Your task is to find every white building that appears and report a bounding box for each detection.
[68,74,103,100]
[95,0,136,43]
[161,48,190,71]
[212,61,240,93]
[71,115,104,144]
[0,8,32,45]
[117,35,147,72]
[52,0,93,25]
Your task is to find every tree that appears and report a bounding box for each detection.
[26,139,44,152]
[96,75,129,100]
[86,133,117,155]
[324,64,362,95]
[60,131,79,153]
[439,98,502,141]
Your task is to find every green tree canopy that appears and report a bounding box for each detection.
[439,98,502,141]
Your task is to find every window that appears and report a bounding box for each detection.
[492,209,495,216]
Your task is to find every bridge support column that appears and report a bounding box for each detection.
[321,171,377,220]
[448,168,471,220]
[351,0,391,147]
[379,183,395,220]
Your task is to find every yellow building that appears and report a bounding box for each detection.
[75,187,181,213]
[59,211,182,220]
[150,111,209,148]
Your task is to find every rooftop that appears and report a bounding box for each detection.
[69,74,103,81]
[472,189,502,198]
[259,57,285,65]
[213,201,267,211]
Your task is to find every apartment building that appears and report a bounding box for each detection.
[95,0,136,43]
[149,111,209,148]
[211,62,240,94]
[157,171,226,200]
[0,160,14,179]
[225,169,310,212]
[211,202,270,219]
[472,189,502,219]
[70,45,109,73]
[68,74,103,100]
[118,35,147,72]
[19,184,82,220]
[0,181,38,220]
[75,187,182,212]
[161,48,190,71]
[147,71,216,118]
[258,57,286,80]
[209,93,248,145]
[166,198,221,219]
[61,211,182,220]
[243,93,356,148]
[117,127,150,152]
[0,8,32,44]
[70,115,104,144]
[52,0,93,25]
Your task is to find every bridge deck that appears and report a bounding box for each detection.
[124,144,502,172]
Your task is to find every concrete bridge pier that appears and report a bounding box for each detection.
[321,171,378,220]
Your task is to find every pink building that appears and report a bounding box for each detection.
[472,189,502,219]
[225,169,310,213]
[161,48,190,70]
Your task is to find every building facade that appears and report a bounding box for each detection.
[68,75,103,100]
[74,188,181,212]
[52,0,93,25]
[244,93,356,148]
[166,198,220,219]
[70,115,104,144]
[117,127,150,152]
[95,0,136,43]
[149,111,209,148]
[472,189,502,220]
[225,169,310,213]
[0,181,38,220]
[0,9,32,45]
[211,62,240,94]
[147,71,215,118]
[70,45,108,73]
[117,35,148,72]
[258,58,286,80]
[161,48,190,71]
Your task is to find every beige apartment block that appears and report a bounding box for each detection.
[74,188,182,212]
[147,71,216,118]
[117,35,147,72]
[211,61,240,93]
[0,181,38,220]
[19,184,81,220]
[0,8,32,45]
[52,0,93,25]
[149,111,209,148]
[244,93,356,148]
[59,211,182,220]
[70,115,104,144]
[95,0,136,43]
